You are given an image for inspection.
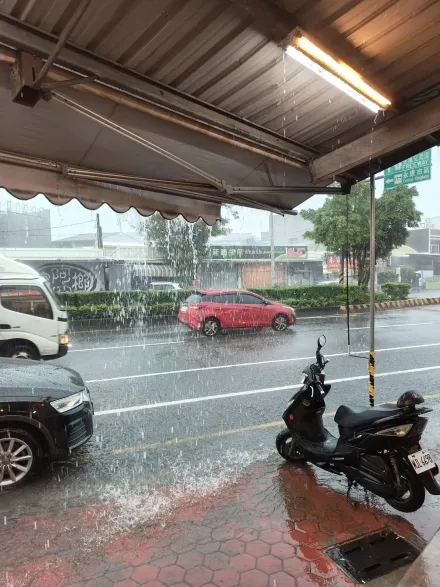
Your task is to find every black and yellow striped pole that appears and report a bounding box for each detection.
[339,270,344,285]
[369,173,375,407]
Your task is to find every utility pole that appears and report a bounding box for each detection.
[369,173,375,407]
[96,213,103,249]
[270,212,276,286]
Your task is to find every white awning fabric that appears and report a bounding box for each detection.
[0,61,326,225]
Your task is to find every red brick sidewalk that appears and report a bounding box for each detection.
[2,459,439,587]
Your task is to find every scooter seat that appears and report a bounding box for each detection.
[334,404,402,429]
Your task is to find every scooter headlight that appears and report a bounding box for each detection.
[300,374,306,384]
[376,424,413,437]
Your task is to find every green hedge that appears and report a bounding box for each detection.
[377,270,398,285]
[381,282,411,300]
[62,284,396,320]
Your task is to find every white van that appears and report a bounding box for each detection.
[0,258,69,360]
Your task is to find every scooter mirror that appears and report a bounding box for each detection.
[317,335,326,349]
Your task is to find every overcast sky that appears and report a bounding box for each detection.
[1,146,439,241]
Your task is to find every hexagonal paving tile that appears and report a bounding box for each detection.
[185,565,213,587]
[269,571,300,587]
[238,533,257,543]
[158,564,186,585]
[220,539,245,556]
[246,540,270,558]
[283,557,311,578]
[153,555,178,569]
[257,554,282,575]
[271,543,296,560]
[240,568,269,587]
[259,530,283,545]
[230,553,256,572]
[212,567,240,587]
[113,579,137,587]
[204,552,230,571]
[104,567,133,582]
[197,541,221,555]
[131,564,159,583]
[84,578,112,587]
[310,556,340,579]
[170,540,197,555]
[176,550,204,570]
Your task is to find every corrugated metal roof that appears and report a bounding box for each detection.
[0,0,366,151]
[0,0,439,218]
[3,0,440,153]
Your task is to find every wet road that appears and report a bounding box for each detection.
[2,305,440,526]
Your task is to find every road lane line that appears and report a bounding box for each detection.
[94,364,440,416]
[87,341,440,383]
[350,322,434,330]
[71,340,184,352]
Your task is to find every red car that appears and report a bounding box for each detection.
[178,289,296,336]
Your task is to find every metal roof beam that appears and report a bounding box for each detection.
[0,14,317,164]
[310,97,440,182]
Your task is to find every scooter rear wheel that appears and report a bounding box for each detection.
[384,459,425,513]
[276,429,307,463]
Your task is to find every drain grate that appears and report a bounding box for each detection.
[326,530,420,583]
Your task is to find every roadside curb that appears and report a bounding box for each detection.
[340,297,440,311]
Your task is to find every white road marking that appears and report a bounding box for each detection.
[94,364,440,416]
[296,313,362,319]
[350,321,434,330]
[87,341,440,383]
[71,340,184,352]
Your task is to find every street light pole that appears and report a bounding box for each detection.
[369,173,375,407]
[270,212,276,286]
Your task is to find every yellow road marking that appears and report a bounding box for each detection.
[113,412,338,455]
[112,393,440,457]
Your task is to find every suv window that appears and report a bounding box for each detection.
[0,286,53,319]
[238,293,265,305]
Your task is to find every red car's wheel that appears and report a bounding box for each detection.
[272,314,289,332]
[202,317,220,336]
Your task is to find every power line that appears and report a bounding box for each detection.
[0,220,94,236]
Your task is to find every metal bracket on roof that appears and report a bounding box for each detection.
[10,51,43,107]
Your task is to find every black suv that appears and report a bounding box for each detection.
[0,359,93,487]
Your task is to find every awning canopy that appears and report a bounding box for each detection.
[0,1,439,223]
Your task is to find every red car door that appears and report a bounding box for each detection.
[208,293,240,328]
[237,293,270,327]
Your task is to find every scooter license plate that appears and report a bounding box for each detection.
[408,450,436,474]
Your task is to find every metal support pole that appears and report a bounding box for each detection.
[32,0,90,89]
[269,212,276,286]
[369,173,375,407]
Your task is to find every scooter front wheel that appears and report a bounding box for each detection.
[276,429,307,463]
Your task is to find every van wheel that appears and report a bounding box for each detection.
[202,318,220,337]
[9,344,39,360]
[0,429,41,487]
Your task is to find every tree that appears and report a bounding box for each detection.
[138,208,236,284]
[301,182,421,286]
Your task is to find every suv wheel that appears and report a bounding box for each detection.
[202,318,220,337]
[0,429,41,487]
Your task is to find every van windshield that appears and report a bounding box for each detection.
[43,280,64,311]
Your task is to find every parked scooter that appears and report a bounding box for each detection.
[276,335,440,512]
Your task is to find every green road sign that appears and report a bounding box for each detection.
[384,149,431,189]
